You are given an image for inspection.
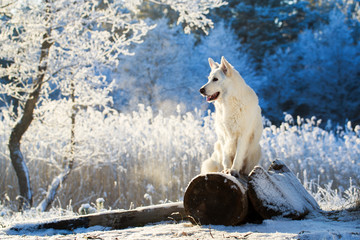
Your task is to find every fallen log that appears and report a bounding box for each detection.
[248,160,320,219]
[9,202,185,232]
[183,173,249,225]
[184,160,320,225]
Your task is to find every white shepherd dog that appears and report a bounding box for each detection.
[199,56,263,176]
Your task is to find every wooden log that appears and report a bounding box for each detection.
[10,202,185,232]
[248,160,320,220]
[184,173,249,225]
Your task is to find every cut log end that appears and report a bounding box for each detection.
[184,173,248,226]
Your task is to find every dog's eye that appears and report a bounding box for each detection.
[213,77,218,82]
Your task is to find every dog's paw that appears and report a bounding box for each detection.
[229,169,241,178]
[222,169,241,178]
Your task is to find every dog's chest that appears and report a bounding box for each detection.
[215,99,245,136]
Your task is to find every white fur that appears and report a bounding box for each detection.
[200,56,263,175]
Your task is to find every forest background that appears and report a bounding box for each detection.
[0,0,359,213]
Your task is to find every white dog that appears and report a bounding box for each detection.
[199,56,263,176]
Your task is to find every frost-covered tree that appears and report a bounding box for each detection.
[113,18,197,115]
[0,0,149,211]
[114,21,263,114]
[0,0,225,211]
[336,0,360,41]
[211,0,320,64]
[262,9,360,124]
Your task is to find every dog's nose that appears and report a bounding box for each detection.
[199,87,205,94]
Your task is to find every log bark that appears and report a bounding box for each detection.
[184,173,249,225]
[248,160,320,220]
[10,202,185,231]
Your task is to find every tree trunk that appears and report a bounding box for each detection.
[36,165,72,212]
[8,30,52,211]
[10,202,185,231]
[184,173,249,226]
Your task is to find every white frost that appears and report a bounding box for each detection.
[1,213,359,239]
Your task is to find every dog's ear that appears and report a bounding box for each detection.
[220,56,232,77]
[208,58,219,70]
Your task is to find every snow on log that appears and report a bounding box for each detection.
[9,202,185,232]
[184,173,249,225]
[248,160,320,220]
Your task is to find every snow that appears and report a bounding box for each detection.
[252,168,308,215]
[249,162,320,218]
[1,210,359,239]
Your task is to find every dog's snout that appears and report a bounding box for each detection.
[199,87,205,95]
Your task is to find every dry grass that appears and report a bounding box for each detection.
[0,107,359,211]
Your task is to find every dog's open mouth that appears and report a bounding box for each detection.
[207,92,220,102]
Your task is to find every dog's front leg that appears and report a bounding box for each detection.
[222,139,236,172]
[222,155,232,171]
[231,135,249,175]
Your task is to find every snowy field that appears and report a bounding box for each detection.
[0,207,359,239]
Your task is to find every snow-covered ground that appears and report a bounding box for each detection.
[1,208,359,239]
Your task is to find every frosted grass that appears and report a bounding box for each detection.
[0,105,359,212]
[260,114,360,189]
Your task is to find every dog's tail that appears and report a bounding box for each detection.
[201,158,222,174]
